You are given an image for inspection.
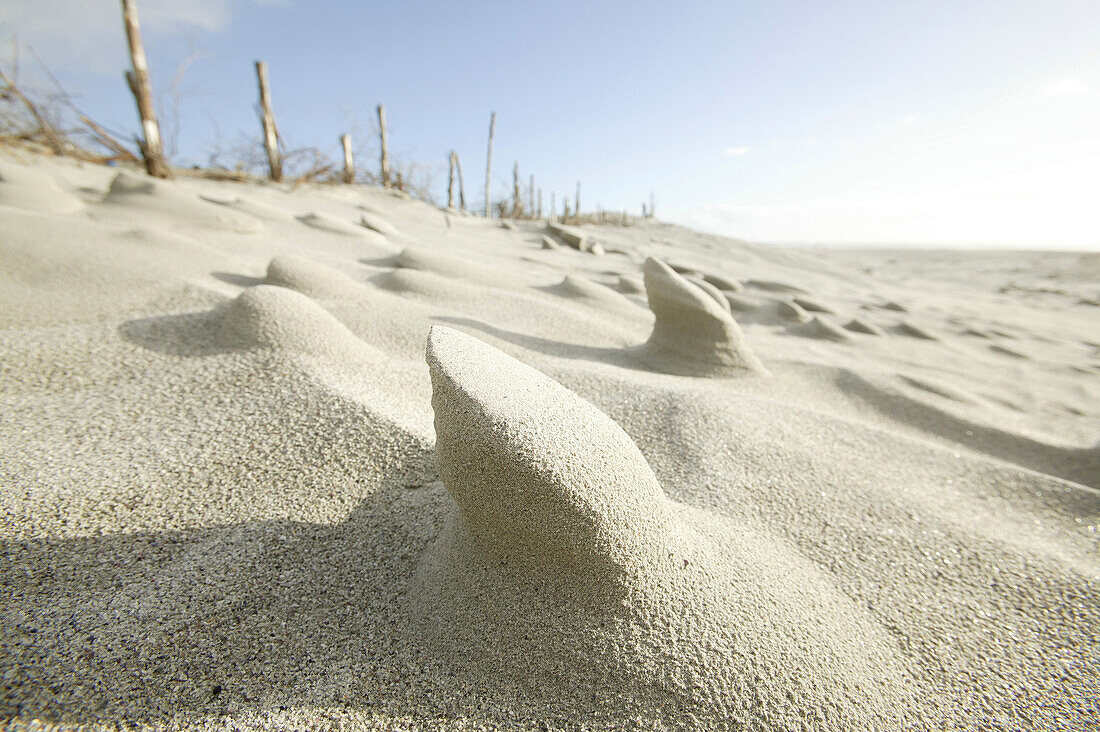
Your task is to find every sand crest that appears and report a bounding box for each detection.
[638,257,766,376]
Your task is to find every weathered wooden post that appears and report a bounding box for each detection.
[377,104,391,188]
[454,152,466,211]
[563,196,570,221]
[484,110,497,215]
[537,188,543,220]
[528,174,534,219]
[550,192,555,223]
[120,0,170,178]
[574,181,581,220]
[484,112,496,217]
[447,151,456,209]
[649,191,655,219]
[341,134,354,184]
[253,61,281,181]
[511,161,522,218]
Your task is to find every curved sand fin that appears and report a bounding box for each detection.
[418,327,916,726]
[640,257,766,376]
[426,325,671,589]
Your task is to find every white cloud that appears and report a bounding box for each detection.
[901,116,917,126]
[0,0,281,73]
[1043,79,1089,97]
[723,146,750,157]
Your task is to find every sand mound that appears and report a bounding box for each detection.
[616,273,645,294]
[217,284,366,357]
[724,292,764,311]
[395,245,527,287]
[98,172,263,234]
[746,278,810,295]
[898,320,939,340]
[638,258,766,376]
[266,254,367,300]
[845,317,886,336]
[777,298,812,322]
[547,275,642,313]
[413,326,914,727]
[359,211,398,236]
[0,162,83,213]
[297,211,384,242]
[802,315,852,341]
[371,267,488,303]
[199,193,294,222]
[702,272,743,292]
[792,296,837,314]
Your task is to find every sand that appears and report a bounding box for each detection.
[1,151,1098,731]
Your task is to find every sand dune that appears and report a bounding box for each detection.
[1,153,1097,731]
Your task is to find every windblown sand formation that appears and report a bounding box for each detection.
[217,284,364,355]
[95,171,264,233]
[0,162,83,213]
[2,152,1098,731]
[639,257,766,376]
[547,274,641,313]
[415,326,914,727]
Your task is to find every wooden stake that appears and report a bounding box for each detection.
[341,134,354,184]
[447,151,456,209]
[120,0,170,178]
[563,196,570,220]
[454,152,466,211]
[550,192,555,223]
[253,61,281,182]
[575,180,581,219]
[528,174,534,219]
[649,191,655,219]
[537,188,543,220]
[377,104,391,188]
[484,111,496,217]
[511,161,521,218]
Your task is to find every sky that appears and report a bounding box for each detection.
[2,0,1098,248]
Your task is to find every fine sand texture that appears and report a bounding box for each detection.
[1,152,1098,731]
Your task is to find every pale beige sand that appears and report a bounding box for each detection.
[1,151,1098,731]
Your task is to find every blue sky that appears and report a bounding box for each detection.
[2,0,1098,247]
